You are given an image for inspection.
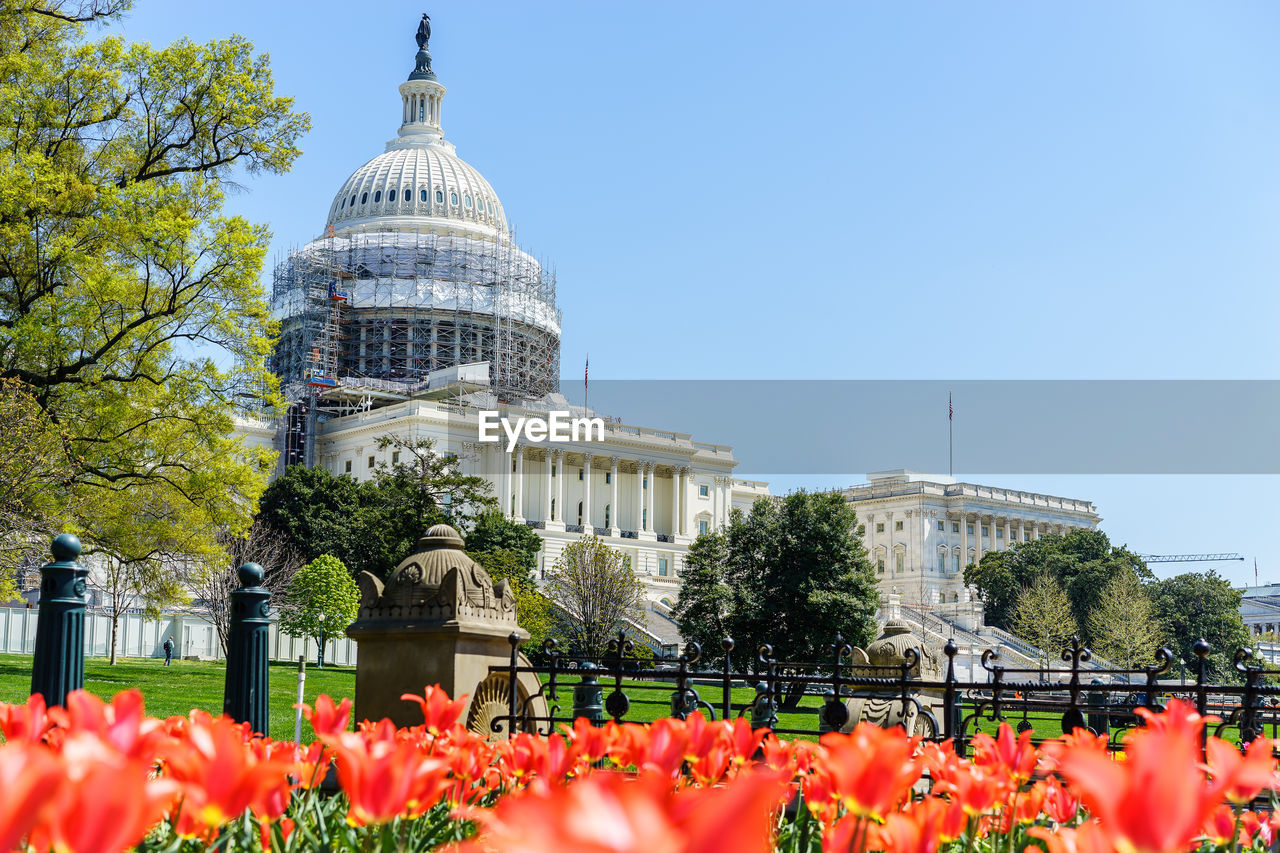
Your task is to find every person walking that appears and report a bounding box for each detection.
[163,636,174,667]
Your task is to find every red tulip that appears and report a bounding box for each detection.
[400,684,468,738]
[817,724,922,821]
[0,741,63,852]
[1205,736,1276,804]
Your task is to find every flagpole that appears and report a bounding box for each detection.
[948,391,953,478]
[584,354,589,414]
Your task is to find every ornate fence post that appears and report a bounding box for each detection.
[30,534,87,707]
[942,639,958,743]
[223,562,270,735]
[573,662,604,725]
[750,681,778,731]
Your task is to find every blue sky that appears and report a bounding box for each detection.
[112,2,1280,585]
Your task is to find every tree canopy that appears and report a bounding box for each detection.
[0,1,309,571]
[1147,570,1251,681]
[278,554,360,657]
[1010,573,1078,671]
[546,536,645,659]
[964,529,1152,647]
[673,492,879,671]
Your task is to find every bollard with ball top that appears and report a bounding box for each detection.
[223,562,271,735]
[30,534,88,707]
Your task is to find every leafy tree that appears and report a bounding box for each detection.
[471,548,553,656]
[1010,573,1078,674]
[964,529,1152,646]
[670,529,732,657]
[257,465,386,578]
[1087,570,1166,669]
[674,492,879,681]
[464,509,543,580]
[1148,570,1252,681]
[546,536,645,658]
[0,2,309,568]
[278,554,359,669]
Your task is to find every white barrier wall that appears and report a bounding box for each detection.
[0,607,358,666]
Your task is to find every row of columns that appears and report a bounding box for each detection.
[867,510,1085,575]
[507,446,696,538]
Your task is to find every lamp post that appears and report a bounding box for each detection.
[317,611,326,670]
[1178,657,1186,686]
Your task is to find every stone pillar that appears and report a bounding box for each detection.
[974,516,984,564]
[635,461,645,532]
[681,468,693,537]
[346,524,546,733]
[223,562,270,735]
[646,465,656,533]
[581,454,593,530]
[671,468,680,536]
[609,457,620,537]
[30,534,86,708]
[543,451,554,523]
[959,513,967,569]
[513,445,525,523]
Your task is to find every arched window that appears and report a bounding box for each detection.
[360,192,368,204]
[464,194,472,209]
[339,197,345,209]
[577,501,583,526]
[450,191,458,206]
[350,194,356,207]
[373,190,382,203]
[388,189,396,202]
[403,187,410,202]
[435,189,444,203]
[420,188,428,202]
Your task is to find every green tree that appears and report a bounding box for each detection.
[471,548,553,655]
[964,529,1152,646]
[670,530,732,657]
[1148,570,1251,681]
[257,465,384,575]
[674,492,879,679]
[1087,570,1166,670]
[278,554,359,669]
[0,2,309,567]
[369,434,497,569]
[1010,573,1079,674]
[546,536,645,658]
[464,509,543,581]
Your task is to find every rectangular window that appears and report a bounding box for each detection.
[392,451,401,465]
[876,557,885,574]
[643,477,648,489]
[895,520,904,531]
[895,552,904,572]
[551,465,557,477]
[1024,532,1031,541]
[876,522,884,533]
[966,524,974,535]
[938,552,946,573]
[937,521,945,531]
[952,522,960,533]
[698,520,709,535]
[658,557,668,577]
[954,553,961,572]
[578,469,584,481]
[699,484,709,497]
[344,460,352,474]
[996,527,1004,539]
[981,526,989,537]
[368,455,375,468]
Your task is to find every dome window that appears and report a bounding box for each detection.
[435,190,444,204]
[464,194,472,209]
[360,192,368,204]
[388,189,396,202]
[350,194,357,207]
[450,192,458,206]
[373,190,382,203]
[339,197,345,209]
[420,188,428,202]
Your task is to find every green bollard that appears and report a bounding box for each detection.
[30,534,87,708]
[573,662,605,725]
[223,562,271,735]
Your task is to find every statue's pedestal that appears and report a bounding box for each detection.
[346,524,546,736]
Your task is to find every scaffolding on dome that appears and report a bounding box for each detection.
[268,230,562,468]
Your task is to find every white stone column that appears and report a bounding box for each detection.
[647,465,657,533]
[959,513,968,569]
[581,454,593,530]
[634,461,644,533]
[543,451,554,525]
[681,468,693,537]
[495,446,510,519]
[555,451,566,526]
[513,445,525,522]
[974,515,984,564]
[671,468,680,536]
[609,457,620,537]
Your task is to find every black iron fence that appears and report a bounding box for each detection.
[492,631,1280,754]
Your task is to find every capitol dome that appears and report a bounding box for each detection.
[325,143,509,239]
[269,15,561,422]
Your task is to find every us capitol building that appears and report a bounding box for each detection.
[236,16,1098,649]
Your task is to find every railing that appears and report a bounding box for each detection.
[489,632,1278,756]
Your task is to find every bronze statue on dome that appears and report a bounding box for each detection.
[416,14,431,50]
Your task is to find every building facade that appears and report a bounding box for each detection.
[842,470,1100,607]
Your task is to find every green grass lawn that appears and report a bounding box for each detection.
[0,653,355,743]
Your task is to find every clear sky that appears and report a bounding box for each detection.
[111,1,1280,585]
